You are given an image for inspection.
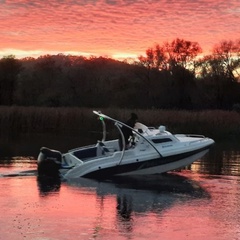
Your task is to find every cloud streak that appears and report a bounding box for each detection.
[0,0,239,58]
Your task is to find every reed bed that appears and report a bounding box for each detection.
[0,106,239,141]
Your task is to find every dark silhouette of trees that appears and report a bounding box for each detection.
[165,38,202,70]
[212,39,240,81]
[1,38,240,110]
[196,39,240,109]
[138,44,167,71]
[138,38,202,70]
[137,38,202,109]
[0,55,22,105]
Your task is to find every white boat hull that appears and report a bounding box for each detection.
[62,146,211,179]
[117,149,208,176]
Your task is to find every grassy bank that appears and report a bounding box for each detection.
[0,106,239,141]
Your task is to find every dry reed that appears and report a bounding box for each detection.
[0,106,239,141]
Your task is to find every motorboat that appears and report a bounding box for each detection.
[37,111,215,179]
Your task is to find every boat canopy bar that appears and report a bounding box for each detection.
[93,110,162,158]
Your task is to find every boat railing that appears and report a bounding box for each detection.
[175,134,206,139]
[182,135,209,146]
[185,134,206,138]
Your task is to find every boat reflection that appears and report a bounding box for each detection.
[66,173,210,216]
[37,176,61,196]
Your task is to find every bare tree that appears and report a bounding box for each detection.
[212,39,240,81]
[138,44,167,70]
[138,38,202,72]
[164,38,202,70]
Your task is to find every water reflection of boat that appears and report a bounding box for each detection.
[37,111,214,179]
[37,176,61,196]
[66,173,210,214]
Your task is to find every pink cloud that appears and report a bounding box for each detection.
[0,0,239,57]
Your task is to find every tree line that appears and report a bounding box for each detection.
[0,38,239,110]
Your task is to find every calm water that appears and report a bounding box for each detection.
[0,136,240,240]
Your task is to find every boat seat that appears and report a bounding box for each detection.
[73,147,97,160]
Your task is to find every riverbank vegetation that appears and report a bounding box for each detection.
[0,106,239,141]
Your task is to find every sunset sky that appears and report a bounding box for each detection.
[0,0,239,59]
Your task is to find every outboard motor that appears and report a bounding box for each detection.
[37,147,62,177]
